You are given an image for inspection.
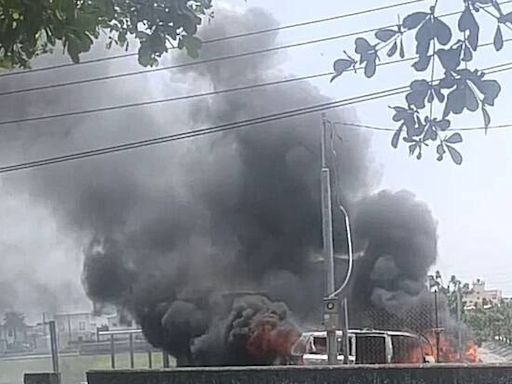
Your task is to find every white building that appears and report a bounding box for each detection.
[54,312,105,348]
[464,279,502,309]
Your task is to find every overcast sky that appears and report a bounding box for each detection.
[1,0,512,322]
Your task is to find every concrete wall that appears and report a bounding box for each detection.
[87,364,512,384]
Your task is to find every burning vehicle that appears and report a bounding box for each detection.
[15,5,479,368]
[290,329,434,365]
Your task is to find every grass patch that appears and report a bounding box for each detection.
[0,352,167,384]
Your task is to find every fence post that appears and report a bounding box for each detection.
[147,348,153,369]
[162,351,170,368]
[48,321,59,373]
[110,334,116,369]
[129,333,135,369]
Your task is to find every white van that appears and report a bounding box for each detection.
[290,329,431,365]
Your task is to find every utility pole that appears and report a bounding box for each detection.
[321,114,337,365]
[456,281,463,362]
[434,290,441,363]
[342,297,350,364]
[48,321,59,373]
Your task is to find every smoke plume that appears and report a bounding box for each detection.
[0,4,442,364]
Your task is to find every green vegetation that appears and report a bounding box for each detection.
[433,271,512,346]
[0,0,212,69]
[0,352,168,384]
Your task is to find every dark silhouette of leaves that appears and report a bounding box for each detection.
[445,132,463,144]
[494,25,504,51]
[498,11,512,23]
[437,143,446,161]
[433,18,452,45]
[332,0,507,164]
[458,7,479,50]
[399,40,406,58]
[387,41,398,57]
[391,124,404,148]
[482,106,491,131]
[456,69,501,106]
[375,28,398,42]
[443,83,479,118]
[463,44,473,61]
[415,18,434,57]
[412,53,432,72]
[432,118,451,131]
[331,58,356,82]
[355,37,378,78]
[403,12,429,30]
[406,80,430,109]
[446,145,463,165]
[436,46,462,71]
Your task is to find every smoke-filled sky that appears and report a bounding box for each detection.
[0,0,510,325]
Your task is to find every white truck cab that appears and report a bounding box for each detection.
[291,329,429,365]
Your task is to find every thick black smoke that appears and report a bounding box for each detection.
[349,190,438,321]
[0,5,441,364]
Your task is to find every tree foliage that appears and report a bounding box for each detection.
[0,0,213,69]
[433,271,512,345]
[332,1,512,164]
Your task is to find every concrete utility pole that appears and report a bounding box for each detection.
[48,321,59,373]
[456,281,463,362]
[320,115,337,365]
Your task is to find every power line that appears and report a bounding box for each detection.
[0,57,415,127]
[0,84,414,174]
[332,121,512,133]
[2,0,508,85]
[0,27,394,97]
[0,0,425,79]
[3,35,511,127]
[2,1,511,98]
[3,60,512,174]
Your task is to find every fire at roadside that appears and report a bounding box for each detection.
[8,4,481,368]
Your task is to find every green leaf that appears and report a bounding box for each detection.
[182,35,202,59]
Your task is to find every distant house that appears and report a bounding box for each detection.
[54,312,104,348]
[464,279,502,309]
[53,307,137,348]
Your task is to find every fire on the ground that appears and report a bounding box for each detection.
[286,329,480,365]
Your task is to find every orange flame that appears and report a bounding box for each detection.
[416,331,479,363]
[246,312,300,364]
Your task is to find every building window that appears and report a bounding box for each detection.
[79,321,86,331]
